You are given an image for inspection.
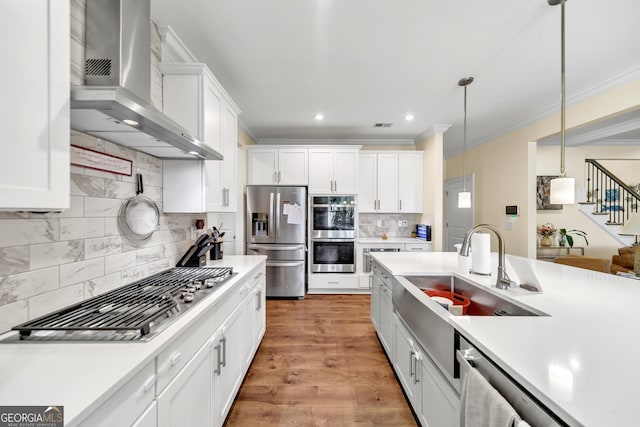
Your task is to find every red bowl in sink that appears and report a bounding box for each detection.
[422,289,470,314]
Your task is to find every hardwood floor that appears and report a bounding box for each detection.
[225,294,417,426]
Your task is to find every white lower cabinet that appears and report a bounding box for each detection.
[78,361,156,427]
[132,402,157,427]
[378,279,393,356]
[213,304,244,424]
[157,341,212,427]
[80,262,266,427]
[393,314,459,427]
[242,274,266,368]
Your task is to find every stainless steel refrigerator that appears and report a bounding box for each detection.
[246,186,307,298]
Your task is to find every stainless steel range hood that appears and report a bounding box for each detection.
[70,0,222,160]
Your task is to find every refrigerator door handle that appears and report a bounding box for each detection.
[269,192,275,239]
[266,260,306,268]
[248,244,305,251]
[275,192,281,238]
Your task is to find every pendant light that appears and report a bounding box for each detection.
[458,76,474,209]
[548,0,575,204]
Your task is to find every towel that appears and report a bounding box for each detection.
[464,367,521,427]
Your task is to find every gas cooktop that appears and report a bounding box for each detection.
[8,267,234,342]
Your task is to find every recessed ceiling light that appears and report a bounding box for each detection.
[123,119,139,126]
[314,113,324,121]
[405,114,415,121]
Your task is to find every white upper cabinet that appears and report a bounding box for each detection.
[160,64,223,151]
[358,151,423,213]
[398,152,423,213]
[161,63,240,213]
[247,147,308,185]
[308,148,359,194]
[0,0,70,211]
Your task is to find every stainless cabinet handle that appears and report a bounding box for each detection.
[413,353,420,384]
[399,200,402,211]
[143,375,156,394]
[214,343,222,375]
[409,350,415,378]
[334,180,337,192]
[256,289,262,310]
[221,336,227,368]
[278,170,282,183]
[273,171,277,184]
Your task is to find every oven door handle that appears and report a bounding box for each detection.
[311,238,356,243]
[266,261,305,268]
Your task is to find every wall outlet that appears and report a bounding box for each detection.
[402,220,408,226]
[376,220,382,227]
[398,220,403,227]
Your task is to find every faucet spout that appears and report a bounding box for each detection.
[460,224,512,290]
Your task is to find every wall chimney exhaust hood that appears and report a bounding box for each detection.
[70,0,222,161]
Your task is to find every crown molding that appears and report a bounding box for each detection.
[157,25,199,64]
[256,138,415,146]
[414,124,452,144]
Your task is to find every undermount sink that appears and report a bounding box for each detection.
[402,275,548,317]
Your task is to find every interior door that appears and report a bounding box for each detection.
[444,175,474,252]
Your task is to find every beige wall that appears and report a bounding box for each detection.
[445,79,640,257]
[416,133,444,250]
[537,144,640,259]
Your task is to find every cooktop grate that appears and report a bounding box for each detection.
[12,267,233,341]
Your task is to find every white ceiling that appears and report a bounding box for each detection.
[150,0,640,157]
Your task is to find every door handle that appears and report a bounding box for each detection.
[221,336,227,368]
[214,343,222,375]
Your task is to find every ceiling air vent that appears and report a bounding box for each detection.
[373,123,393,128]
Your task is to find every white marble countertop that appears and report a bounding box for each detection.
[0,255,266,426]
[372,251,640,426]
[358,237,431,244]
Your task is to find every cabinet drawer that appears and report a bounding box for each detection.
[156,307,216,393]
[404,243,431,252]
[79,361,156,427]
[309,274,358,289]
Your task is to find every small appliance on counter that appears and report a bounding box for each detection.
[416,224,432,241]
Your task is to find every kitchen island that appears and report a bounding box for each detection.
[372,251,638,426]
[0,255,266,427]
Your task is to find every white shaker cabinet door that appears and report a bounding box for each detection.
[333,149,358,194]
[0,0,70,211]
[376,153,399,212]
[398,152,423,213]
[308,149,334,193]
[358,153,378,213]
[278,148,308,185]
[247,148,278,185]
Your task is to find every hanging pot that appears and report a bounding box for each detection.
[118,173,160,240]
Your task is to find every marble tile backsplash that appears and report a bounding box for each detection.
[0,132,204,333]
[359,213,418,238]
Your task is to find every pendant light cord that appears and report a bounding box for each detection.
[559,0,566,178]
[458,77,474,191]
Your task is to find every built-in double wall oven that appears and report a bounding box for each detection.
[310,195,357,273]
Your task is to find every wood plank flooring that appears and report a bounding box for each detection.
[225,294,417,426]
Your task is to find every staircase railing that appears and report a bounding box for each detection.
[584,159,640,225]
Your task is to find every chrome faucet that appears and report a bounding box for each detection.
[460,224,512,290]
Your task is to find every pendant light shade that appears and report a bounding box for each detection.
[548,0,575,204]
[457,76,474,209]
[549,177,575,204]
[458,191,472,208]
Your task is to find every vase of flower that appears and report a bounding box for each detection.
[537,222,557,247]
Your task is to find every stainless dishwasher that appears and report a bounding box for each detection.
[457,334,571,426]
[363,247,401,273]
